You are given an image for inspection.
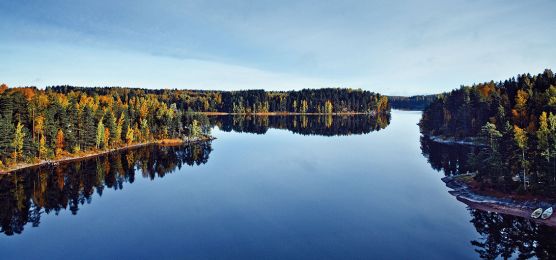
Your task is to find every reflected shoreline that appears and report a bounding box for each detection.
[0,114,388,237]
[208,114,390,136]
[1,137,215,175]
[0,142,213,236]
[421,135,556,227]
[421,135,556,258]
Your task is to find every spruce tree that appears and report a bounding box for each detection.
[81,106,96,150]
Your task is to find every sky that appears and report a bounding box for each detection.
[1,0,555,95]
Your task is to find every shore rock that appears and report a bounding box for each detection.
[442,174,556,227]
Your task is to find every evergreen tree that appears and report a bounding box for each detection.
[105,111,116,147]
[0,116,14,163]
[81,106,96,150]
[55,129,64,157]
[115,112,125,146]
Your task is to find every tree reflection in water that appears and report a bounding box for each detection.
[469,209,556,259]
[420,136,476,176]
[209,114,390,136]
[0,115,390,237]
[0,142,212,236]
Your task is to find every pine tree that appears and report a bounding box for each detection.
[81,106,96,149]
[514,125,529,189]
[537,112,550,163]
[122,111,130,143]
[548,113,556,181]
[44,107,57,151]
[67,103,80,152]
[0,115,14,162]
[55,129,64,157]
[115,112,125,146]
[481,122,503,150]
[105,111,116,147]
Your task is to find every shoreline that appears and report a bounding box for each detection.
[442,174,556,227]
[425,135,484,146]
[0,136,215,175]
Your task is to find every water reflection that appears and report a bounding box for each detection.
[0,142,212,236]
[420,136,556,259]
[469,208,556,259]
[0,114,389,237]
[208,114,390,136]
[420,136,476,176]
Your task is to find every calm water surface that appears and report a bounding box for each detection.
[1,110,554,259]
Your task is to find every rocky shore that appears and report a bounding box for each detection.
[427,135,484,146]
[442,174,556,227]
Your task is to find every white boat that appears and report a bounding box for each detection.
[541,207,553,220]
[531,208,543,219]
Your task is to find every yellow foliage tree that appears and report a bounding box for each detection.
[55,129,64,157]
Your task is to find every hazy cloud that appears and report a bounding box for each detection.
[1,0,555,94]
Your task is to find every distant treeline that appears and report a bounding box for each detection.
[0,85,389,167]
[420,70,556,194]
[48,86,389,114]
[388,95,437,110]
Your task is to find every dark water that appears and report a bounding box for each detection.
[1,111,555,259]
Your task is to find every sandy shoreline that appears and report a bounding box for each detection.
[0,136,215,175]
[443,174,556,227]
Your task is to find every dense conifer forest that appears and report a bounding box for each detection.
[420,70,556,194]
[388,95,437,110]
[47,86,389,114]
[0,85,389,169]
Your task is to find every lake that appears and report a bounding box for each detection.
[1,110,555,259]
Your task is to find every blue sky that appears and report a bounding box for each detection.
[1,0,555,95]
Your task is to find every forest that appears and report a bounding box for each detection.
[0,85,389,170]
[419,70,556,195]
[47,86,389,114]
[388,95,437,110]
